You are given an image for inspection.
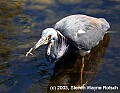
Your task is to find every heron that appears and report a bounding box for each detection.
[26,14,110,69]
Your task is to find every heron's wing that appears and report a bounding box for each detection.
[54,14,110,50]
[76,17,110,50]
[76,27,105,50]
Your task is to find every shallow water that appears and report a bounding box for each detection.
[0,0,120,93]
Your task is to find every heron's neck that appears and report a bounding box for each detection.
[56,31,67,46]
[51,31,68,59]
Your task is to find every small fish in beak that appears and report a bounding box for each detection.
[26,37,48,57]
[26,48,34,57]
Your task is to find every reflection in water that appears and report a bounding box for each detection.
[47,34,110,93]
[0,0,22,75]
[0,1,26,93]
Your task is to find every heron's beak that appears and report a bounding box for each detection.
[34,37,48,49]
[26,37,48,57]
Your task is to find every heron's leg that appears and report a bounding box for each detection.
[80,57,84,85]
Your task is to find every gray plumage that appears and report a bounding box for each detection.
[54,14,110,50]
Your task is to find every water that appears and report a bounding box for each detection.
[0,0,120,93]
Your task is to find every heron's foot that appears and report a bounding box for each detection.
[77,81,87,90]
[26,48,33,57]
[81,81,87,88]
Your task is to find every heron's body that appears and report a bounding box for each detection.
[54,14,110,51]
[26,14,110,61]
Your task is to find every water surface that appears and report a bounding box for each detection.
[0,0,120,93]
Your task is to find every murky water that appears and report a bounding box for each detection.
[0,0,120,93]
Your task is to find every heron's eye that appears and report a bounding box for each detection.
[47,35,51,40]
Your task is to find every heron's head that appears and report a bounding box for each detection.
[33,28,58,49]
[26,28,68,62]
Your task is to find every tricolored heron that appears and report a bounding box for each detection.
[26,14,110,70]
